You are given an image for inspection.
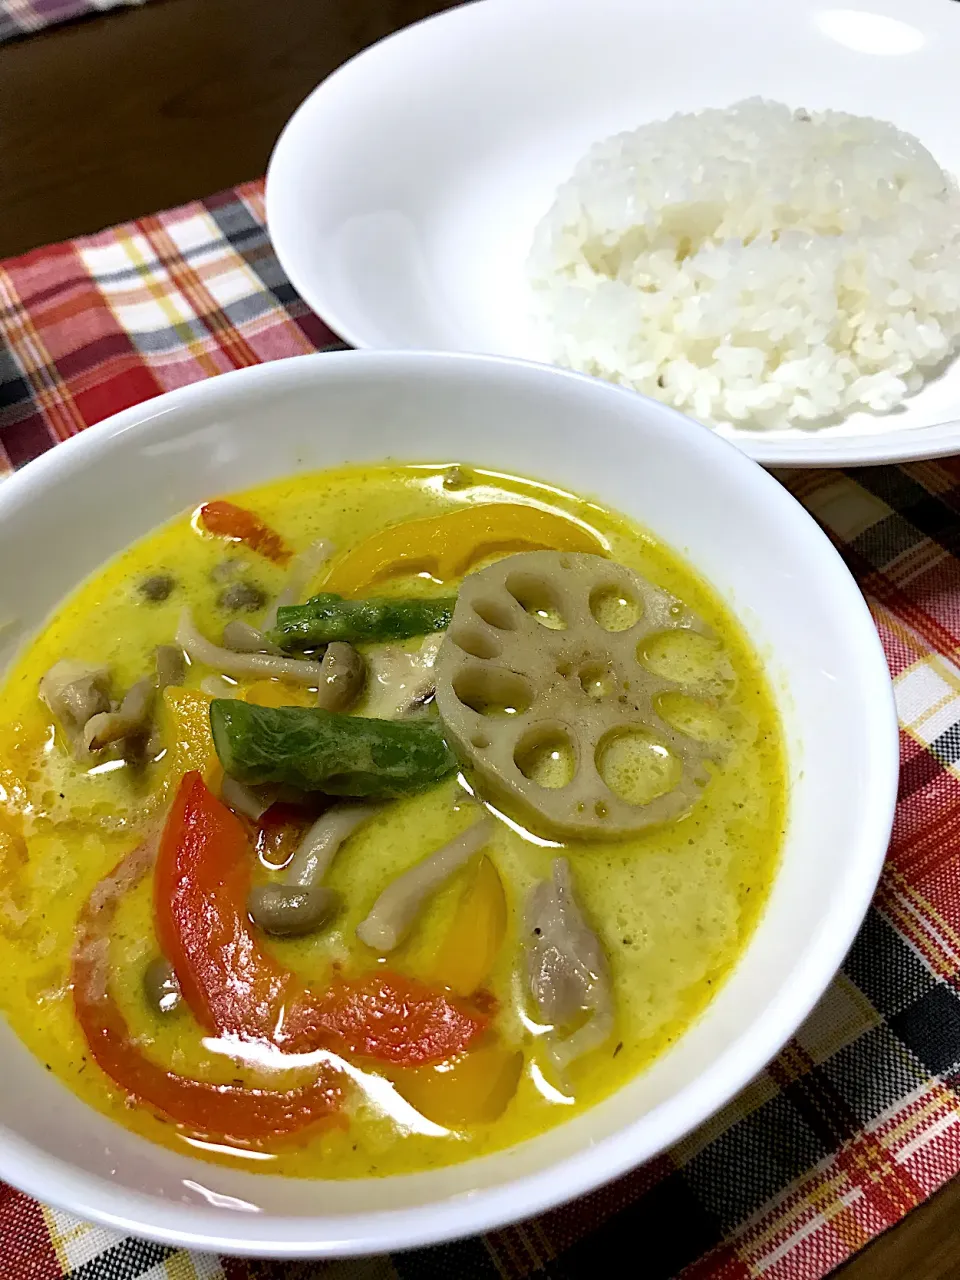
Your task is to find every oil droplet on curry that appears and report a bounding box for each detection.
[0,464,785,1177]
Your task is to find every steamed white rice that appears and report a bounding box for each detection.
[528,99,960,430]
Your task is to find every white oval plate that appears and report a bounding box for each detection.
[267,0,960,467]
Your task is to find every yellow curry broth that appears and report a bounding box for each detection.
[0,464,785,1178]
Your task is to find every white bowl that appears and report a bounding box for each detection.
[266,0,960,468]
[0,352,897,1256]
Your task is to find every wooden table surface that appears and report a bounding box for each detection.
[0,1,956,1275]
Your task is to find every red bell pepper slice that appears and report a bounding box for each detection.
[72,838,342,1142]
[154,774,488,1065]
[155,773,291,1040]
[308,972,493,1066]
[198,500,292,565]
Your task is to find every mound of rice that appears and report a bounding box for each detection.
[528,99,960,429]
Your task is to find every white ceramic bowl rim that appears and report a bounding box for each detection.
[0,352,899,1256]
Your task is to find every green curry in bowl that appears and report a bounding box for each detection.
[0,462,784,1178]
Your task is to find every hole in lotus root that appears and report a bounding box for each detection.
[514,725,576,789]
[504,571,566,630]
[590,584,640,632]
[655,691,729,743]
[472,597,519,630]
[640,630,727,685]
[579,662,616,700]
[596,728,681,806]
[449,625,503,661]
[453,665,533,717]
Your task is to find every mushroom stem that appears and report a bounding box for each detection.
[220,775,277,822]
[284,802,382,889]
[356,817,493,953]
[261,538,334,632]
[245,801,382,939]
[176,609,322,685]
[82,678,155,753]
[222,620,282,656]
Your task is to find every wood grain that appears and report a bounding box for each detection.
[833,1175,960,1279]
[0,0,458,256]
[0,0,958,1275]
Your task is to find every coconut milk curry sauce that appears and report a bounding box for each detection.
[0,465,784,1177]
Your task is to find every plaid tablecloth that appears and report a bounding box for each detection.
[0,0,144,43]
[2,180,960,1280]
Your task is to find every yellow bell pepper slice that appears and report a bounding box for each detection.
[245,680,316,709]
[394,1041,524,1128]
[161,688,221,791]
[322,503,607,595]
[430,855,507,997]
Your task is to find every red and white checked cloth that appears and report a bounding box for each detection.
[2,180,960,1280]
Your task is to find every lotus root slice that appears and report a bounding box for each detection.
[434,551,734,839]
